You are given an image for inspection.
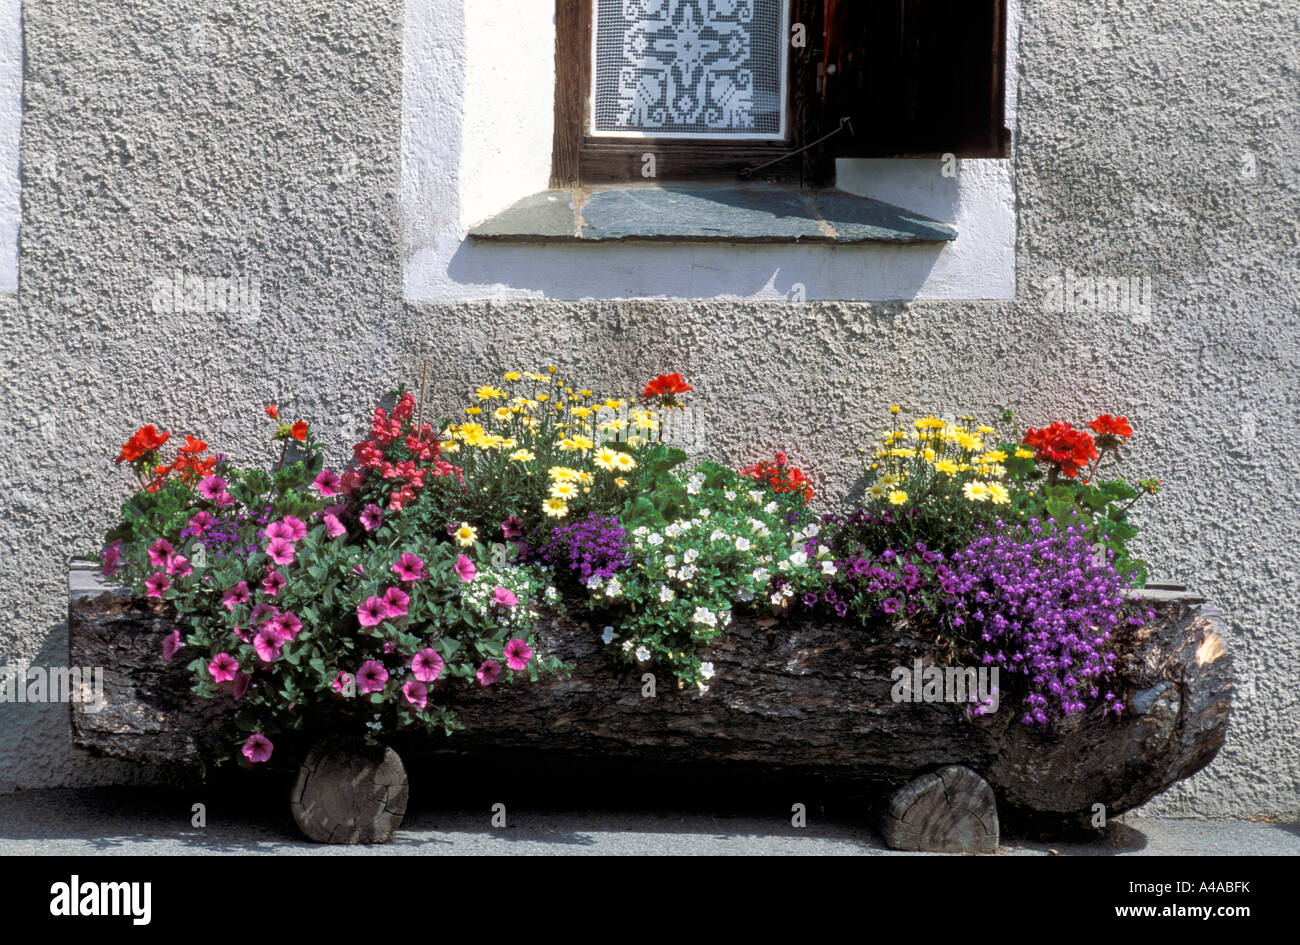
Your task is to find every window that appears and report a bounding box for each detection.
[552,0,1011,188]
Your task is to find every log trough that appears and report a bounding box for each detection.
[67,561,1233,851]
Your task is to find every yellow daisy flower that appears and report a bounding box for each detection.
[550,481,579,500]
[454,523,477,546]
[474,386,507,401]
[614,477,628,489]
[1015,447,1035,459]
[543,498,568,518]
[987,483,1011,505]
[493,407,513,422]
[594,447,619,471]
[613,453,637,472]
[504,371,522,382]
[509,449,535,462]
[963,482,991,503]
[888,490,909,506]
[868,484,888,499]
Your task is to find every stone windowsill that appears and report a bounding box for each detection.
[467,184,958,245]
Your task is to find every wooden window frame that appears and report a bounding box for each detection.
[551,0,1009,189]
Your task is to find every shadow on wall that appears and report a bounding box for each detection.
[1,620,156,793]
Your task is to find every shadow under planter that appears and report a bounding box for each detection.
[67,564,1232,851]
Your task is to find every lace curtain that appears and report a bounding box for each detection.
[592,0,788,138]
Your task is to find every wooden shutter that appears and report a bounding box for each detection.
[815,0,1010,160]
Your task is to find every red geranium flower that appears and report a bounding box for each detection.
[1022,421,1099,479]
[741,452,813,504]
[265,404,278,420]
[1087,414,1133,439]
[115,425,170,465]
[290,420,309,441]
[641,373,694,409]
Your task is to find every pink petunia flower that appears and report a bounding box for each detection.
[274,611,302,641]
[188,510,213,534]
[264,520,295,542]
[262,569,286,596]
[381,586,410,617]
[281,516,307,541]
[454,554,477,583]
[357,596,390,627]
[231,672,251,700]
[476,659,502,686]
[403,680,429,711]
[101,541,123,577]
[504,638,533,671]
[313,469,343,497]
[241,733,273,763]
[410,647,444,683]
[222,581,251,611]
[266,538,296,566]
[197,476,228,502]
[332,671,355,695]
[162,629,182,661]
[492,586,519,608]
[147,539,175,568]
[145,572,171,598]
[392,553,427,582]
[323,513,347,538]
[165,554,193,577]
[357,660,388,694]
[208,652,239,683]
[254,629,283,662]
[360,504,384,532]
[501,515,524,540]
[249,602,280,626]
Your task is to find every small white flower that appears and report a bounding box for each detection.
[683,548,700,564]
[752,567,770,583]
[748,490,764,503]
[700,661,716,680]
[663,554,677,568]
[789,550,808,567]
[633,526,650,537]
[770,592,785,606]
[679,564,697,580]
[721,610,732,627]
[646,533,664,546]
[659,586,675,603]
[686,475,704,495]
[736,588,754,602]
[821,560,838,576]
[710,529,725,542]
[602,626,615,645]
[735,537,751,552]
[605,577,623,598]
[586,575,604,591]
[664,523,682,538]
[622,639,634,653]
[635,645,651,662]
[724,490,736,501]
[692,607,718,627]
[764,501,779,514]
[802,524,821,539]
[777,559,791,572]
[699,508,712,518]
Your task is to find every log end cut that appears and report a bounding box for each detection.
[882,765,999,854]
[289,736,409,844]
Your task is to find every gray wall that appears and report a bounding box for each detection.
[3,0,1296,819]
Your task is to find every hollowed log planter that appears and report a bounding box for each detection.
[68,563,1232,851]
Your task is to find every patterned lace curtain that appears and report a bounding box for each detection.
[592,0,788,138]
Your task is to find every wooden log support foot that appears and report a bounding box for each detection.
[882,764,999,854]
[289,736,409,844]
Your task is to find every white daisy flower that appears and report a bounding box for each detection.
[735,537,751,552]
[659,586,675,603]
[683,548,699,564]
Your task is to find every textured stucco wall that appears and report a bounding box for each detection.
[3,0,1296,818]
